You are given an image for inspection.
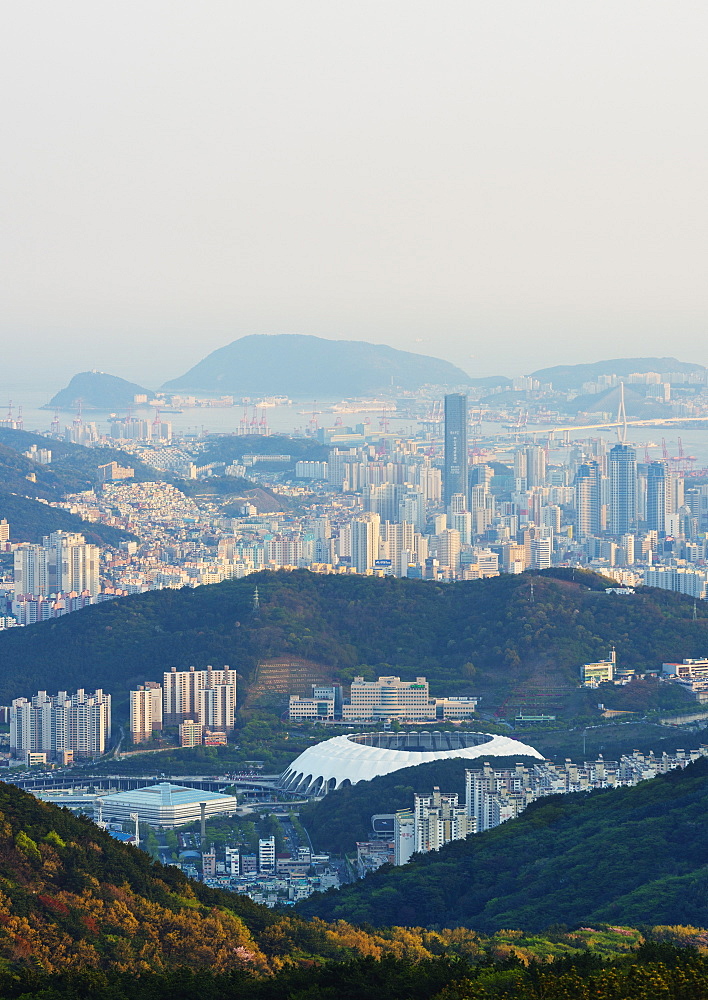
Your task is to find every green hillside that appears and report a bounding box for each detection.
[0,769,705,997]
[298,756,708,931]
[0,428,164,498]
[0,568,703,712]
[0,492,136,547]
[0,777,688,985]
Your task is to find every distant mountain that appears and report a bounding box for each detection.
[47,371,153,411]
[298,756,708,931]
[532,357,705,392]
[564,383,672,419]
[162,334,472,396]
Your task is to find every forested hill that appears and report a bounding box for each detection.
[0,776,696,985]
[298,756,708,931]
[0,492,135,547]
[0,568,705,711]
[0,429,165,499]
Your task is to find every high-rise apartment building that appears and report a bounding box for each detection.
[575,461,602,539]
[525,446,547,489]
[163,665,237,728]
[350,514,380,573]
[414,787,474,853]
[130,682,163,743]
[609,444,637,535]
[10,688,111,763]
[443,394,468,506]
[13,532,100,597]
[198,683,237,733]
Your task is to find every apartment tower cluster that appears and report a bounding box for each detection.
[129,665,237,746]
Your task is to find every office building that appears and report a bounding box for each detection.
[609,444,637,536]
[443,394,468,506]
[342,676,436,723]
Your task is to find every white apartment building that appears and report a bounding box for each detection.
[163,665,237,729]
[10,688,111,763]
[198,683,237,733]
[414,787,475,853]
[130,683,163,743]
[342,676,436,723]
[259,835,276,872]
[394,809,415,865]
[13,532,100,597]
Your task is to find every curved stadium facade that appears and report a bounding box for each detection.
[279,730,544,796]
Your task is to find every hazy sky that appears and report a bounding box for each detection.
[1,1,707,390]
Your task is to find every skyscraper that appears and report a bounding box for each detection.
[646,461,667,533]
[444,393,468,506]
[575,461,602,539]
[609,444,637,535]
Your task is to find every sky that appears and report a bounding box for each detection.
[1,1,707,391]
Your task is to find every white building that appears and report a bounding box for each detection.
[342,675,436,724]
[130,683,163,744]
[97,783,238,829]
[414,787,475,853]
[13,532,100,598]
[163,665,236,729]
[259,835,276,872]
[11,688,111,763]
[394,809,415,865]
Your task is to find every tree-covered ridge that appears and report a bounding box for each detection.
[0,568,704,711]
[0,428,164,499]
[0,778,693,980]
[1,937,708,999]
[0,492,136,547]
[298,757,708,931]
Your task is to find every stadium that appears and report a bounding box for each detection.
[279,730,544,796]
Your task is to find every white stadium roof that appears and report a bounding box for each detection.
[279,731,544,796]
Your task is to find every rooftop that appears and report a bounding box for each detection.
[101,782,234,807]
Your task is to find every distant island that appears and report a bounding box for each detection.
[162,333,473,396]
[46,371,153,411]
